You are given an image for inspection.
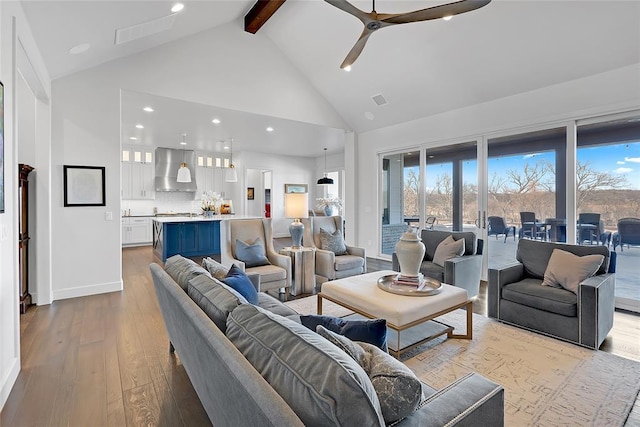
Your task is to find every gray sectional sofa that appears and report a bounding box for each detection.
[150,256,505,426]
[392,229,483,298]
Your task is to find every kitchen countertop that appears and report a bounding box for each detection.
[152,215,260,223]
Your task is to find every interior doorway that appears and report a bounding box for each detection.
[245,168,272,218]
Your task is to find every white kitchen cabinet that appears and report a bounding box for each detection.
[122,148,155,200]
[122,217,152,246]
[196,162,224,199]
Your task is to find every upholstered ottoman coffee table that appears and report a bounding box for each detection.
[318,270,472,358]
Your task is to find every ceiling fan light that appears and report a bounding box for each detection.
[342,65,352,72]
[177,163,192,183]
[225,164,238,182]
[442,15,453,21]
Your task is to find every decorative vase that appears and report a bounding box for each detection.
[204,210,214,218]
[394,228,425,277]
[324,205,336,216]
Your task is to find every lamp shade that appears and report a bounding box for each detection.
[177,163,192,183]
[285,193,309,219]
[225,164,238,182]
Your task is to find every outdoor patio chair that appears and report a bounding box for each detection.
[577,213,605,245]
[488,216,516,243]
[425,216,437,230]
[613,217,640,251]
[519,211,546,240]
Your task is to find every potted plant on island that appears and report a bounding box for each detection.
[201,191,221,217]
[316,197,343,216]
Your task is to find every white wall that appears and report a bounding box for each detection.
[0,0,51,410]
[355,64,640,257]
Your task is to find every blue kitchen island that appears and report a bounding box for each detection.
[153,215,253,262]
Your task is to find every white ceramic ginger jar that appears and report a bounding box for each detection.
[395,228,426,277]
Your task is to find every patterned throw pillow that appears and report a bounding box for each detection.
[202,257,229,280]
[432,235,465,267]
[316,326,422,424]
[235,238,271,267]
[319,227,348,255]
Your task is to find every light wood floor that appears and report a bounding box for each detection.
[1,246,639,426]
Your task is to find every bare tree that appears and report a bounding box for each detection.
[576,160,628,210]
[403,168,419,216]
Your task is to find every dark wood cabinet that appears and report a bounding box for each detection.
[19,164,34,314]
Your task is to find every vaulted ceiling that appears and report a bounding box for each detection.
[19,0,640,153]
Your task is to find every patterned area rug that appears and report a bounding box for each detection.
[285,295,640,426]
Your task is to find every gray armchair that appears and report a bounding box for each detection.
[302,216,366,286]
[220,218,291,295]
[488,239,615,349]
[392,229,483,298]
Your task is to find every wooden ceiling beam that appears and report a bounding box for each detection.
[244,0,287,34]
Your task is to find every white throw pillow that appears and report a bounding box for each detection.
[542,249,604,294]
[432,236,465,267]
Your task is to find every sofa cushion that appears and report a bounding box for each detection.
[300,315,388,351]
[542,249,604,294]
[257,293,299,317]
[420,261,445,282]
[236,237,271,267]
[222,264,259,305]
[502,278,577,317]
[432,235,465,267]
[165,255,212,291]
[319,227,348,255]
[247,264,286,283]
[201,257,229,280]
[334,254,364,271]
[226,304,385,426]
[187,274,247,332]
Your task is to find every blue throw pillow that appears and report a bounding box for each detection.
[300,315,387,352]
[235,238,271,268]
[222,264,258,305]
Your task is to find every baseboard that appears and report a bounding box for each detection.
[52,280,123,301]
[0,356,20,411]
[616,297,640,313]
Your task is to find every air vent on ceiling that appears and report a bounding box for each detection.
[115,13,177,45]
[371,93,388,107]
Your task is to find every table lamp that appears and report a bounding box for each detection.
[285,193,309,248]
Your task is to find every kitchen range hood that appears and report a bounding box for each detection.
[155,147,197,192]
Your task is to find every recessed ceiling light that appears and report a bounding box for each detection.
[143,106,154,112]
[129,137,138,140]
[135,124,144,129]
[69,43,90,54]
[211,118,221,124]
[266,127,274,132]
[180,141,187,146]
[342,65,352,72]
[171,3,184,13]
[442,15,453,21]
[223,144,230,150]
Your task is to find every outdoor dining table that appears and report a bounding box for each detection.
[522,221,549,241]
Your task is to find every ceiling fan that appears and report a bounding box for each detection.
[325,0,491,69]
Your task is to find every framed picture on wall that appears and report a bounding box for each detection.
[63,165,106,207]
[247,187,254,200]
[285,183,308,194]
[0,80,4,213]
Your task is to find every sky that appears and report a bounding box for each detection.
[423,141,640,191]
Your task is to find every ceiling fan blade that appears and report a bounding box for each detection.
[382,0,491,25]
[324,0,372,24]
[340,27,374,69]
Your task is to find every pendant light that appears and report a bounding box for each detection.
[317,147,334,185]
[176,133,192,183]
[225,138,238,182]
